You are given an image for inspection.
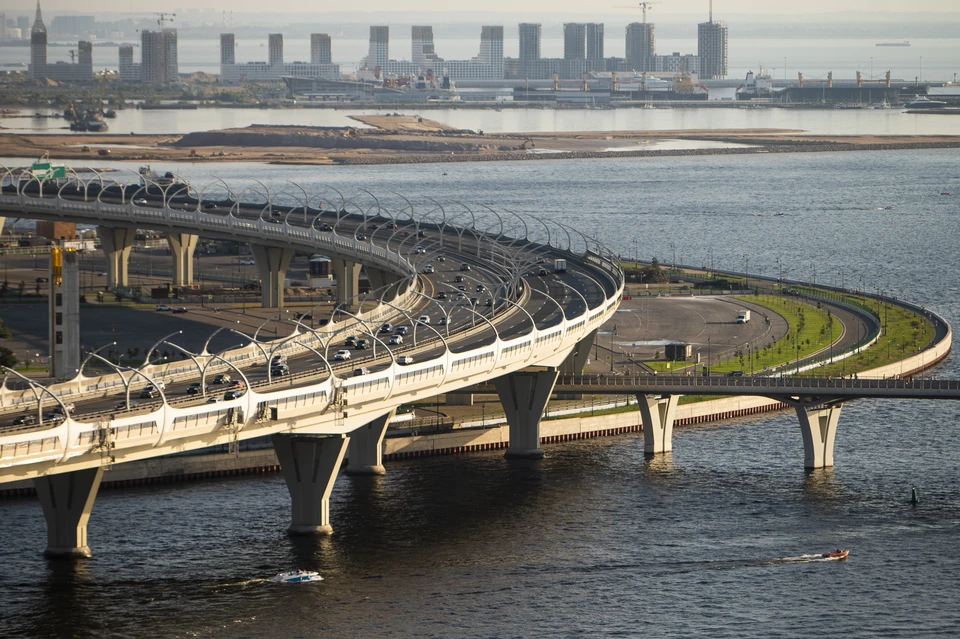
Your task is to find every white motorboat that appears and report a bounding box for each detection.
[270,570,324,584]
[903,95,947,110]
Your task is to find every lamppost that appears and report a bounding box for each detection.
[707,335,711,376]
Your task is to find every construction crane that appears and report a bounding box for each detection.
[154,12,176,29]
[616,2,661,24]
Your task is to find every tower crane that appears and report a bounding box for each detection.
[154,12,176,29]
[616,2,661,24]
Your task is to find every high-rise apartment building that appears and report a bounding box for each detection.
[118,44,141,82]
[563,23,586,60]
[697,4,728,79]
[412,26,442,66]
[367,26,389,69]
[518,23,541,62]
[478,25,504,77]
[586,23,604,62]
[311,33,331,65]
[0,14,7,41]
[268,33,283,66]
[220,33,235,66]
[625,22,656,72]
[141,28,178,84]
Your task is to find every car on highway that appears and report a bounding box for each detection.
[270,354,287,366]
[476,284,486,292]
[155,304,172,311]
[395,326,409,335]
[133,198,148,206]
[12,415,37,426]
[436,291,447,300]
[270,366,290,377]
[353,367,371,377]
[424,265,435,274]
[50,402,75,415]
[294,312,313,320]
[319,223,333,232]
[485,298,493,307]
[334,349,352,361]
[456,292,466,301]
[212,373,232,384]
[379,323,393,334]
[454,275,464,283]
[139,387,159,399]
[367,223,380,230]
[226,380,244,389]
[417,230,427,238]
[415,247,426,255]
[469,297,479,305]
[186,382,203,395]
[114,400,139,410]
[355,233,367,241]
[202,202,217,210]
[224,390,244,401]
[538,267,548,276]
[386,222,397,229]
[355,339,371,350]
[457,285,467,291]
[206,396,222,404]
[727,370,744,377]
[172,307,188,314]
[436,255,446,262]
[460,263,471,271]
[345,335,358,347]
[438,315,448,325]
[35,276,49,283]
[388,335,403,345]
[417,315,431,325]
[397,356,415,365]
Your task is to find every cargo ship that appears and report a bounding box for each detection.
[876,41,910,47]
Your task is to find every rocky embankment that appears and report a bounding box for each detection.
[319,140,960,165]
[169,124,510,154]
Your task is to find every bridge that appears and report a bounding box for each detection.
[0,164,955,560]
[0,164,622,557]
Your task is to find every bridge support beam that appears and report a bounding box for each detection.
[494,367,559,459]
[34,467,103,559]
[98,226,136,289]
[636,393,679,454]
[345,410,394,476]
[272,433,348,535]
[165,232,198,286]
[252,245,293,309]
[557,330,598,399]
[332,258,360,307]
[796,402,843,469]
[366,268,404,299]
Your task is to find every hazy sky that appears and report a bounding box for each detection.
[13,0,960,16]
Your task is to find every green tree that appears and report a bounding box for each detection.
[0,346,16,367]
[0,319,10,339]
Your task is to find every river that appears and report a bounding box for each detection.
[0,149,958,637]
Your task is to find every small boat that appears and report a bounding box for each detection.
[821,549,849,560]
[903,95,947,110]
[270,569,324,583]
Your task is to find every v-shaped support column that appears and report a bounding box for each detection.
[98,226,136,289]
[636,394,679,454]
[272,434,348,535]
[166,232,198,286]
[252,245,293,308]
[34,467,104,558]
[493,368,559,459]
[795,402,843,469]
[346,410,394,476]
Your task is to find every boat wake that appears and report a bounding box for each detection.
[770,553,849,564]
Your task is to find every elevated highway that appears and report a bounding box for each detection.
[0,164,623,557]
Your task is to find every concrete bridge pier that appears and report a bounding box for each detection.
[636,393,679,454]
[795,401,843,469]
[494,367,559,459]
[272,433,348,535]
[332,258,360,308]
[557,329,598,399]
[34,467,103,558]
[252,245,293,308]
[366,268,405,299]
[345,410,394,476]
[98,226,137,289]
[165,232,198,286]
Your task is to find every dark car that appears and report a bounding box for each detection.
[139,388,158,399]
[271,367,290,377]
[172,307,188,314]
[319,223,333,232]
[367,223,380,230]
[355,233,367,241]
[202,202,217,210]
[224,390,244,401]
[355,339,371,350]
[12,415,37,426]
[727,370,744,377]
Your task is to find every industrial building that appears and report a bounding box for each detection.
[220,33,340,84]
[28,2,93,83]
